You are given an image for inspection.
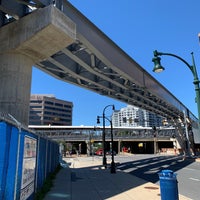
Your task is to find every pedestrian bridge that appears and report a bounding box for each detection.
[29,125,176,142]
[29,125,183,155]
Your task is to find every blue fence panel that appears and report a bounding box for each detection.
[52,143,56,171]
[52,142,59,170]
[23,132,38,200]
[36,137,47,190]
[4,126,20,199]
[17,130,38,200]
[15,130,25,200]
[55,142,59,168]
[46,140,51,176]
[53,142,59,171]
[0,119,60,200]
[53,143,57,171]
[50,142,55,172]
[0,122,12,199]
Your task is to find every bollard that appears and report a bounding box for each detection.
[158,169,179,200]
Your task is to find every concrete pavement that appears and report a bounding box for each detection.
[44,155,192,200]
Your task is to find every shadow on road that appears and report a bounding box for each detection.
[45,155,192,200]
[117,155,196,183]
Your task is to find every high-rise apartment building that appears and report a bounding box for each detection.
[29,94,73,125]
[112,105,163,127]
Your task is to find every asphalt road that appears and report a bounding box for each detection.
[115,154,200,200]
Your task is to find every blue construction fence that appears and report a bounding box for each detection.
[0,120,60,200]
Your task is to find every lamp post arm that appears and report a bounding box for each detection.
[104,116,111,123]
[103,104,115,115]
[154,50,200,127]
[154,50,194,74]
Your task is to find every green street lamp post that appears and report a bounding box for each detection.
[97,114,116,173]
[152,50,200,128]
[97,105,115,168]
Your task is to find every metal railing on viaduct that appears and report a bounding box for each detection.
[29,125,177,142]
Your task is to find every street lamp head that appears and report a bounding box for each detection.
[112,105,115,111]
[152,56,165,73]
[97,116,101,124]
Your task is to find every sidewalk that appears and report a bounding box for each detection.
[44,156,192,200]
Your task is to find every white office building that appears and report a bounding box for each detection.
[112,105,163,127]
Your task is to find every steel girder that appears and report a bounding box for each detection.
[0,0,198,124]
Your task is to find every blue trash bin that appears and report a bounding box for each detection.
[158,169,179,200]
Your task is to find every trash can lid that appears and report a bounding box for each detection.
[158,169,176,178]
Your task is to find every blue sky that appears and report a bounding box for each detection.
[31,0,200,126]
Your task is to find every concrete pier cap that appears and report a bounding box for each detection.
[0,5,76,125]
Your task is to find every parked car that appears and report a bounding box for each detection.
[95,148,103,155]
[122,147,129,153]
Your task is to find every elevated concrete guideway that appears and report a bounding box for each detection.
[0,1,198,127]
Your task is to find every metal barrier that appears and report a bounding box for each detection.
[0,119,60,200]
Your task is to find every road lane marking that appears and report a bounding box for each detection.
[189,178,200,182]
[118,164,127,168]
[124,167,137,173]
[185,167,196,171]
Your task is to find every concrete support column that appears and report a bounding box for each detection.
[0,5,75,126]
[0,53,33,125]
